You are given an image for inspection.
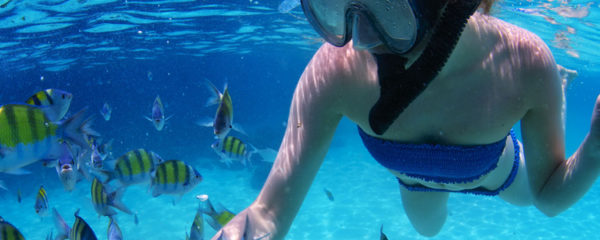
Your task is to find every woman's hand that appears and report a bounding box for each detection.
[211,205,274,240]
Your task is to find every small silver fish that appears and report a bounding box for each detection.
[90,144,104,169]
[34,185,49,217]
[144,95,172,131]
[100,103,111,121]
[55,142,82,192]
[323,188,334,202]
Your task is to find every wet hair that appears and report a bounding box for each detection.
[479,0,497,15]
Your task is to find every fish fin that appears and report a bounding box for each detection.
[45,229,53,240]
[195,117,214,128]
[0,180,6,191]
[197,194,218,218]
[151,189,161,198]
[109,187,132,215]
[90,169,112,183]
[52,208,70,239]
[61,108,100,148]
[165,115,174,122]
[204,80,222,107]
[205,216,222,231]
[231,123,247,136]
[0,146,12,159]
[4,168,31,175]
[172,194,183,206]
[380,224,389,240]
[41,158,58,168]
[40,105,61,122]
[144,115,153,122]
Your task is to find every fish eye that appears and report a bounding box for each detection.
[61,94,65,99]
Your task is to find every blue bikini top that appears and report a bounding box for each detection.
[358,126,512,184]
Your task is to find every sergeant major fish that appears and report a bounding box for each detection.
[196,194,235,231]
[211,136,253,167]
[199,81,246,140]
[25,89,72,121]
[0,216,25,240]
[150,160,202,198]
[100,148,163,187]
[53,208,98,240]
[0,105,97,174]
[144,96,171,131]
[34,185,49,217]
[91,178,132,216]
[211,136,277,167]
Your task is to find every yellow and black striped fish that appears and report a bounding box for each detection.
[0,216,25,240]
[25,89,72,121]
[151,160,202,197]
[205,81,234,140]
[102,149,163,187]
[34,185,49,216]
[91,178,131,216]
[53,208,97,240]
[211,136,254,166]
[0,104,96,174]
[197,195,235,231]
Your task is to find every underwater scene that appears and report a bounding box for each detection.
[0,0,600,239]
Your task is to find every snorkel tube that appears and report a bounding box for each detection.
[369,0,483,135]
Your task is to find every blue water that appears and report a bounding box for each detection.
[1,0,599,239]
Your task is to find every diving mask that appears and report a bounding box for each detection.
[301,0,445,54]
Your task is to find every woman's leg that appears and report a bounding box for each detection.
[400,186,449,237]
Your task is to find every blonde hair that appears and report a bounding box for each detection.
[479,0,497,15]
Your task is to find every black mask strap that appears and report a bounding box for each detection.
[369,0,482,135]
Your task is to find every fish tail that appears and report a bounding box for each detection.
[110,187,133,215]
[52,208,70,240]
[204,80,222,107]
[61,108,100,148]
[198,195,217,216]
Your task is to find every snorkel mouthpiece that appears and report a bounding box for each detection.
[369,0,482,135]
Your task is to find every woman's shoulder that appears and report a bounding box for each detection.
[470,12,556,69]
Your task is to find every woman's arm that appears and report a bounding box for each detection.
[520,54,600,217]
[212,45,345,240]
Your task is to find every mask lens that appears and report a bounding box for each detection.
[302,0,418,52]
[302,0,350,45]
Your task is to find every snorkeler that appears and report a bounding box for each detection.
[212,0,600,239]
